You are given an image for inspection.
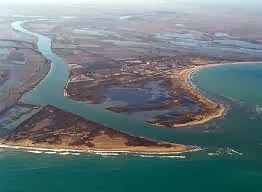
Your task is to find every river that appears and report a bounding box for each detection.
[0,21,261,191]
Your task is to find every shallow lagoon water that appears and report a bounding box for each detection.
[153,30,262,57]
[73,28,116,37]
[103,39,148,46]
[104,80,171,107]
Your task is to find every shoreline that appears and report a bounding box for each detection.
[0,139,190,154]
[0,105,192,155]
[172,61,262,128]
[0,143,200,155]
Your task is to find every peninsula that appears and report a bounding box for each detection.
[1,105,188,153]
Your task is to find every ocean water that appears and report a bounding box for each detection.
[1,64,262,192]
[0,150,261,192]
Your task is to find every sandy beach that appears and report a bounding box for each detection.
[171,61,262,128]
[0,140,189,154]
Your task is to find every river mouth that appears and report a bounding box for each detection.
[7,20,262,160]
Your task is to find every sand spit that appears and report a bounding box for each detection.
[0,143,201,155]
[170,61,262,128]
[0,105,192,154]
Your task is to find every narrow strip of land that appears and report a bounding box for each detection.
[1,105,190,153]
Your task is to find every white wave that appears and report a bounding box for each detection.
[138,155,186,159]
[0,144,202,157]
[27,150,43,154]
[226,148,243,155]
[160,155,186,159]
[71,153,80,156]
[95,152,120,156]
[185,147,204,153]
[208,153,220,156]
[92,150,129,153]
[0,144,85,153]
[136,152,180,155]
[138,155,155,158]
[59,152,71,156]
[209,148,243,157]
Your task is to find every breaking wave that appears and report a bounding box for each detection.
[27,150,43,154]
[95,152,120,156]
[0,144,204,158]
[0,144,85,156]
[208,148,243,156]
[137,155,186,159]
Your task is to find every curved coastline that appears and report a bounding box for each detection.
[173,61,262,128]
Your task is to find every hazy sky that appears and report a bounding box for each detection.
[1,0,261,4]
[1,0,162,4]
[1,0,262,9]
